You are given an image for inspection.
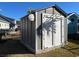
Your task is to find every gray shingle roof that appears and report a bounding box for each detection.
[0,14,15,25]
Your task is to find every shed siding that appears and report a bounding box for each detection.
[54,8,60,14]
[36,7,53,50]
[36,12,42,51]
[27,18,35,50]
[38,10,46,13]
[64,17,68,44]
[21,16,35,51]
[21,6,67,53]
[61,17,67,44]
[36,7,67,51]
[21,18,25,42]
[46,7,53,14]
[54,7,67,43]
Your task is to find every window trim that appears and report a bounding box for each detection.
[71,18,74,22]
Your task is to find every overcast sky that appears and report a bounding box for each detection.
[0,2,79,20]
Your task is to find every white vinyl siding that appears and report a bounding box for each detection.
[0,20,10,29]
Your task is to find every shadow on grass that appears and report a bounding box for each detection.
[61,47,79,56]
[68,34,79,45]
[0,39,34,57]
[61,34,79,56]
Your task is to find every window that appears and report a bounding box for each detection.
[71,18,74,22]
[78,19,79,23]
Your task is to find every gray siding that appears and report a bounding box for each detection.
[38,10,46,13]
[36,12,42,50]
[21,16,35,50]
[27,17,35,50]
[36,7,53,50]
[64,18,68,44]
[21,6,67,52]
[46,7,53,14]
[36,7,67,51]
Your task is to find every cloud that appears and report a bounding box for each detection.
[0,9,2,11]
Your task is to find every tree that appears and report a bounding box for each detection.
[27,8,35,14]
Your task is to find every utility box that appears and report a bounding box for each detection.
[20,5,68,54]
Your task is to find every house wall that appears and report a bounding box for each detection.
[0,17,10,29]
[68,15,78,34]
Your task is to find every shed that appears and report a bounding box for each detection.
[20,5,68,54]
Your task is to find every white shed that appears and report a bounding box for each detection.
[21,5,68,54]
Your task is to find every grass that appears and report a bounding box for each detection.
[0,35,79,57]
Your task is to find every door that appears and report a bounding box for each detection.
[42,13,63,49]
[42,13,53,49]
[42,27,53,49]
[53,19,62,46]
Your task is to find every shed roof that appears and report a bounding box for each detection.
[21,4,68,19]
[34,4,67,17]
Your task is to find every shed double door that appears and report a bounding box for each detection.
[42,13,62,49]
[42,13,53,49]
[53,19,62,46]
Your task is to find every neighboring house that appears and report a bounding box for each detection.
[16,20,21,30]
[0,15,10,30]
[0,14,16,30]
[21,5,68,54]
[9,20,16,29]
[67,13,79,34]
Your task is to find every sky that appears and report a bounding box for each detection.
[0,2,79,20]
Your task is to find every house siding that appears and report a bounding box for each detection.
[0,17,10,29]
[68,15,78,34]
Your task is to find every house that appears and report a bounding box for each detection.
[0,14,15,30]
[20,5,68,54]
[9,20,16,30]
[0,14,10,30]
[67,13,79,35]
[16,20,21,30]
